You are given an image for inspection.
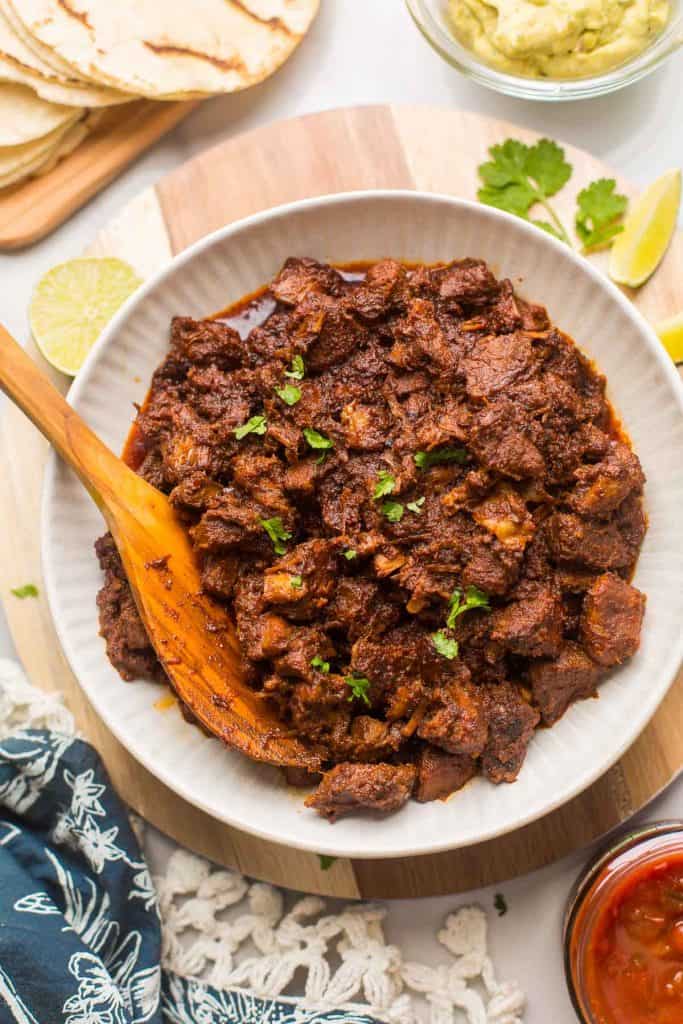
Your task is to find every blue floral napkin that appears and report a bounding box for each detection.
[0,729,377,1024]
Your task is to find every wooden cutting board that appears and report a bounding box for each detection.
[1,106,682,900]
[0,100,199,250]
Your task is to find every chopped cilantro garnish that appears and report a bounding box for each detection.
[285,354,305,380]
[290,575,303,589]
[414,448,467,470]
[345,675,371,706]
[303,427,334,451]
[406,496,425,514]
[446,586,490,629]
[275,383,301,406]
[319,854,337,870]
[373,470,396,500]
[234,414,267,440]
[344,549,357,561]
[381,501,404,523]
[260,517,291,555]
[311,655,330,674]
[494,892,508,917]
[11,584,38,599]
[432,630,459,660]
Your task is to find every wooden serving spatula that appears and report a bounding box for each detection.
[0,324,318,770]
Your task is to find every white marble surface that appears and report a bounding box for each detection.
[1,2,682,1020]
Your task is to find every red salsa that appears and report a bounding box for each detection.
[577,850,683,1023]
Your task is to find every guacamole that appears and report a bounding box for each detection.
[448,0,671,79]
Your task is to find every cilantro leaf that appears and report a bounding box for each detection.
[234,414,267,440]
[373,470,396,500]
[285,354,305,380]
[319,854,337,870]
[260,517,291,555]
[494,892,508,917]
[11,583,38,599]
[414,448,467,470]
[446,586,490,629]
[303,427,334,451]
[381,501,404,523]
[432,630,459,660]
[575,178,628,252]
[478,138,573,246]
[275,383,301,406]
[311,655,330,674]
[406,496,425,514]
[290,575,303,589]
[344,549,357,561]
[344,675,372,706]
[524,138,572,198]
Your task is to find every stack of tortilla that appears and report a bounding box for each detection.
[0,0,318,190]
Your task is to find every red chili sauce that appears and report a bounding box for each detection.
[583,853,683,1023]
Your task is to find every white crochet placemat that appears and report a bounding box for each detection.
[0,657,526,1024]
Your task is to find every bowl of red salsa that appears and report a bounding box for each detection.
[565,822,683,1024]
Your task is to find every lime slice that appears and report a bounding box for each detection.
[608,169,681,288]
[29,257,142,376]
[655,312,683,365]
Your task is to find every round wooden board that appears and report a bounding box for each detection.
[2,106,682,900]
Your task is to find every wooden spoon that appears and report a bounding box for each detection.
[0,325,319,770]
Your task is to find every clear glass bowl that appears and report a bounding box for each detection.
[406,0,683,100]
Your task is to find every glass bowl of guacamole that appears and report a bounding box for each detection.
[406,0,682,100]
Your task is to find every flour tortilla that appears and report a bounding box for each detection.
[0,82,82,145]
[0,115,85,187]
[0,7,132,106]
[11,0,320,99]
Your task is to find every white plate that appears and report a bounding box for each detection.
[42,192,683,859]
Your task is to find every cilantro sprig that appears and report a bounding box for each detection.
[234,414,267,440]
[303,427,333,451]
[381,500,404,523]
[478,138,628,253]
[11,583,38,599]
[260,517,291,555]
[345,675,371,706]
[432,631,459,660]
[575,179,628,252]
[275,383,301,406]
[311,655,330,674]
[373,470,396,500]
[446,586,490,630]
[285,354,305,380]
[478,138,572,245]
[414,447,466,470]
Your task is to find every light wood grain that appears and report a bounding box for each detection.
[1,106,681,899]
[0,101,198,250]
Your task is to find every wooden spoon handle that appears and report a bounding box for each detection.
[0,323,122,512]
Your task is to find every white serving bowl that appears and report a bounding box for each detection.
[42,191,683,860]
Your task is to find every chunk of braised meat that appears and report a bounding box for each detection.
[94,534,165,683]
[232,574,293,663]
[469,399,545,480]
[336,716,404,763]
[270,256,343,306]
[490,580,564,658]
[414,746,478,802]
[326,578,400,643]
[349,259,407,321]
[438,258,499,308]
[462,331,537,403]
[263,539,338,619]
[169,315,246,370]
[529,642,606,725]
[569,441,644,518]
[580,574,646,667]
[417,670,489,757]
[283,766,322,788]
[545,513,632,571]
[481,683,540,783]
[305,762,416,821]
[390,298,458,375]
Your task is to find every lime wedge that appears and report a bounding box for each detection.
[29,257,142,376]
[608,170,681,288]
[655,312,683,365]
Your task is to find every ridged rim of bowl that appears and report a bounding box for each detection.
[41,190,683,858]
[406,0,683,101]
